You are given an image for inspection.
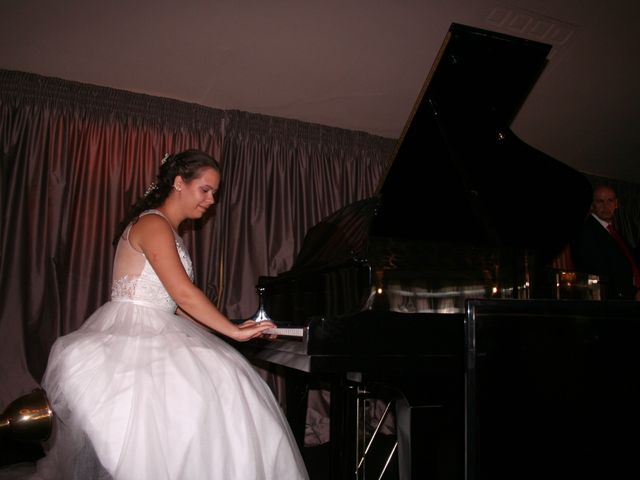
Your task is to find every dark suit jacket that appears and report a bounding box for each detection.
[570,214,638,299]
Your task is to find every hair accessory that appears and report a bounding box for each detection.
[161,153,170,164]
[144,182,158,197]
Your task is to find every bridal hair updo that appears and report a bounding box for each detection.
[114,149,220,243]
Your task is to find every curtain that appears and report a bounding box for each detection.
[0,69,395,408]
[216,110,394,318]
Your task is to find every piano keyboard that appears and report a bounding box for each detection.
[262,326,304,338]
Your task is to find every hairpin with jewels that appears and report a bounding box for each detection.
[143,153,170,197]
[144,182,157,197]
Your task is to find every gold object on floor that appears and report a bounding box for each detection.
[0,388,53,443]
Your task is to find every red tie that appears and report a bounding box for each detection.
[607,223,640,288]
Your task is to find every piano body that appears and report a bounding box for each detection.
[236,24,640,479]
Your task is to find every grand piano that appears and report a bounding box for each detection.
[236,24,640,479]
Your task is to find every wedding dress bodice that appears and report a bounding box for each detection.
[110,210,193,312]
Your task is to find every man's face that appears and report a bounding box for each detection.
[591,187,618,223]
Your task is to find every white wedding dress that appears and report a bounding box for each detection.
[28,210,309,480]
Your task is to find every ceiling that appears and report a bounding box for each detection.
[1,0,639,183]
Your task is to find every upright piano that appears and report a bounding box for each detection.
[236,24,640,479]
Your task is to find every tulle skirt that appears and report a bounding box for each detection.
[28,300,308,480]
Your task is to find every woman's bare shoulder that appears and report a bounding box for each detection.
[128,212,174,248]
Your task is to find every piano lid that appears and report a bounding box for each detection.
[292,23,592,272]
[374,23,592,247]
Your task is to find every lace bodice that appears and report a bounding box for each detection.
[110,210,193,312]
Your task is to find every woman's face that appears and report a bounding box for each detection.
[177,167,220,219]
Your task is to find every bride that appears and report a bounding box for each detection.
[27,149,309,479]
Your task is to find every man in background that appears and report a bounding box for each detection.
[571,185,640,300]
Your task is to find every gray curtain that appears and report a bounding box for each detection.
[215,110,393,318]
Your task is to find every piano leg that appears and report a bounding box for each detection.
[393,374,464,480]
[282,367,311,451]
[329,378,359,479]
[395,398,453,479]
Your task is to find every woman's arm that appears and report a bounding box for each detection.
[129,214,274,341]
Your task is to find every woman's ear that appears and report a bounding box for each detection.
[174,175,184,191]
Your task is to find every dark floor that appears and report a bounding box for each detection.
[0,443,43,469]
[303,443,332,479]
[1,436,399,479]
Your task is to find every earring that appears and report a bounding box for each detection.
[173,185,182,192]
